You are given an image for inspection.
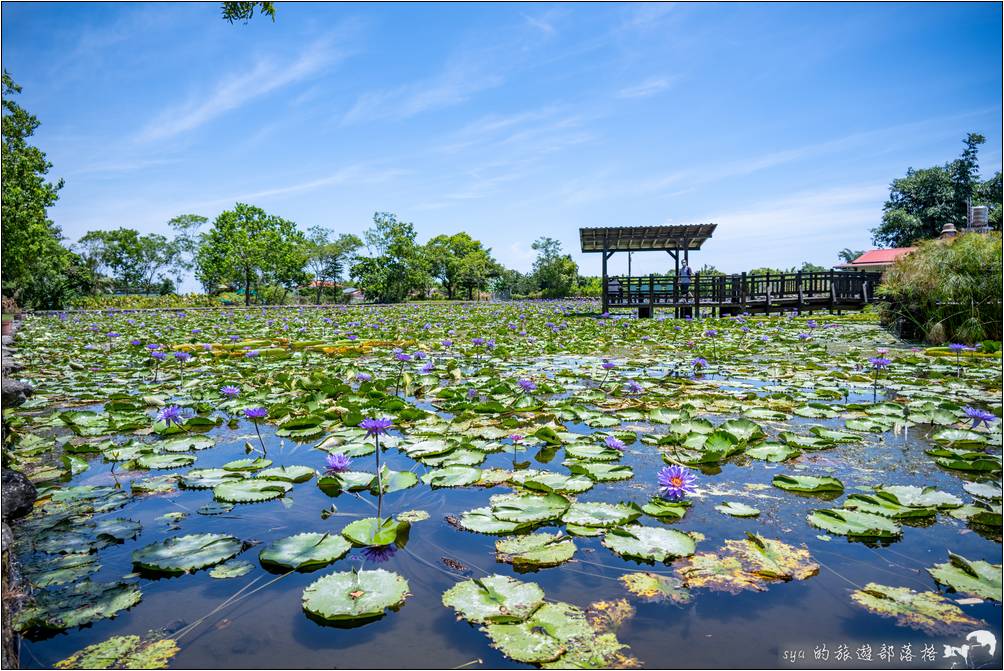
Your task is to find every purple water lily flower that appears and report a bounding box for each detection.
[868,357,891,369]
[691,357,708,369]
[948,343,969,352]
[705,329,718,337]
[360,417,393,437]
[509,434,524,444]
[220,385,240,398]
[362,545,397,563]
[244,407,268,420]
[517,378,537,393]
[625,380,643,394]
[420,362,434,374]
[604,436,626,451]
[244,349,260,358]
[174,351,192,362]
[151,351,167,361]
[395,352,412,362]
[325,453,352,473]
[441,339,453,348]
[963,406,997,429]
[658,465,697,501]
[356,372,372,382]
[471,337,485,346]
[601,361,616,370]
[156,405,185,427]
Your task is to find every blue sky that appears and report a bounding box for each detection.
[3,2,1001,289]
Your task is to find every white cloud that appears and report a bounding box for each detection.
[136,36,344,142]
[616,76,675,99]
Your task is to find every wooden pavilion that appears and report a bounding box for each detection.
[580,224,881,318]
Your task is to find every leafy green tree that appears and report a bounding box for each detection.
[1,70,79,308]
[974,171,1002,229]
[167,214,208,288]
[696,264,724,276]
[303,226,362,304]
[425,232,500,300]
[799,262,827,273]
[531,237,579,298]
[75,228,178,293]
[194,203,306,305]
[350,212,429,303]
[837,248,864,263]
[872,133,991,247]
[221,2,275,23]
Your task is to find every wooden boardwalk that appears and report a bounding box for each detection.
[605,270,883,317]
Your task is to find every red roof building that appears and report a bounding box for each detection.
[835,247,916,273]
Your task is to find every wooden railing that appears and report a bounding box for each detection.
[604,271,883,311]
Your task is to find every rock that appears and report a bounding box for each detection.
[0,336,12,346]
[0,379,33,408]
[1,469,36,520]
[1,522,11,554]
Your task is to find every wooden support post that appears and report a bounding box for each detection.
[796,271,803,313]
[740,272,748,312]
[829,271,837,312]
[649,275,655,316]
[671,249,680,319]
[694,273,701,318]
[765,271,771,312]
[601,242,609,315]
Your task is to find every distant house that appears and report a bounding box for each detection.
[835,248,916,273]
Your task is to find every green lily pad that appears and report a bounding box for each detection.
[772,474,844,493]
[491,492,570,524]
[620,572,692,604]
[259,532,352,570]
[456,507,530,535]
[302,569,409,621]
[715,502,760,518]
[566,462,634,482]
[442,574,545,623]
[517,470,594,494]
[222,457,272,471]
[132,533,243,573]
[874,485,963,509]
[850,582,983,635]
[180,468,245,489]
[485,602,594,663]
[745,443,800,462]
[602,525,696,563]
[421,466,482,488]
[55,633,179,669]
[213,479,292,503]
[209,559,254,579]
[341,517,408,547]
[562,501,642,528]
[926,553,1002,601]
[806,509,901,538]
[13,581,141,632]
[256,465,316,483]
[135,453,196,470]
[640,497,690,520]
[496,533,577,568]
[843,494,936,519]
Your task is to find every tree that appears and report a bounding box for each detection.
[75,228,178,293]
[799,262,826,273]
[974,171,1002,229]
[872,133,990,248]
[194,203,306,305]
[303,226,362,304]
[697,264,724,276]
[837,248,865,263]
[167,214,208,288]
[424,232,500,300]
[221,2,275,23]
[350,213,429,303]
[1,70,76,308]
[530,237,579,298]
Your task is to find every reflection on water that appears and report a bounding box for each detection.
[16,371,1003,670]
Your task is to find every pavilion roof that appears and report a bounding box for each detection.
[579,224,717,253]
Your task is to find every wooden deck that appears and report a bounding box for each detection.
[604,271,883,317]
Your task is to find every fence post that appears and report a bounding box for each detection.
[694,273,701,318]
[796,271,803,312]
[740,272,747,312]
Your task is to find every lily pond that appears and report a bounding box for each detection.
[5,302,1002,669]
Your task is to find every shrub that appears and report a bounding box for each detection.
[65,294,224,310]
[878,232,1002,343]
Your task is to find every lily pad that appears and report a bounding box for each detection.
[341,517,408,547]
[491,492,570,524]
[213,479,292,503]
[259,532,352,571]
[850,582,983,634]
[55,633,179,669]
[484,602,593,664]
[209,559,254,579]
[926,553,1002,601]
[302,569,409,621]
[562,501,642,528]
[602,525,696,563]
[772,474,844,494]
[715,502,760,518]
[442,574,545,623]
[620,572,692,604]
[256,465,316,483]
[132,533,243,573]
[496,533,576,568]
[807,509,901,538]
[421,466,482,488]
